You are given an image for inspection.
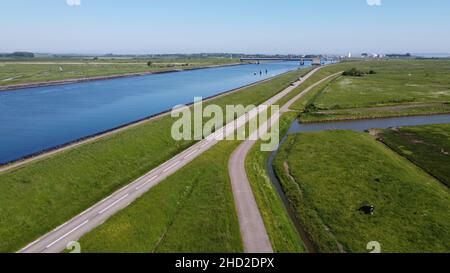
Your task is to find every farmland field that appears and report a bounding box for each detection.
[245,112,306,253]
[78,141,243,253]
[376,123,450,187]
[273,130,450,253]
[296,60,450,122]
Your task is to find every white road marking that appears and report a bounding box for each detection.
[98,194,130,215]
[162,161,181,173]
[183,149,199,159]
[201,142,209,148]
[18,67,325,253]
[45,220,89,249]
[135,175,158,190]
[77,207,93,217]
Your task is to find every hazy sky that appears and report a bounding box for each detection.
[1,0,449,54]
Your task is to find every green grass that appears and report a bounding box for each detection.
[288,62,361,111]
[378,123,450,188]
[78,91,306,253]
[0,58,239,87]
[0,68,307,253]
[300,103,450,122]
[314,60,450,109]
[78,141,243,253]
[274,130,450,253]
[295,60,450,122]
[245,112,306,253]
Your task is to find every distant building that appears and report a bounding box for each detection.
[348,52,352,58]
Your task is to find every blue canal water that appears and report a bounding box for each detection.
[0,61,306,164]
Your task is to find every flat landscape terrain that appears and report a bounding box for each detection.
[3,59,449,254]
[0,57,239,87]
[78,141,242,253]
[73,76,315,253]
[274,130,450,253]
[296,60,450,122]
[0,68,308,253]
[376,123,450,187]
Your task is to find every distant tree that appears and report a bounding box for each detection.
[147,61,153,67]
[93,57,99,61]
[343,68,366,77]
[10,52,34,58]
[368,70,377,74]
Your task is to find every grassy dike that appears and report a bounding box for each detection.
[0,68,309,253]
[79,141,243,253]
[283,62,359,110]
[377,123,450,188]
[240,63,365,252]
[273,131,450,253]
[245,112,307,253]
[76,92,307,252]
[64,63,367,252]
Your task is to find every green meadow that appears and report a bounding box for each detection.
[296,60,450,122]
[78,141,243,253]
[274,130,450,253]
[0,68,308,253]
[78,94,308,253]
[378,123,450,188]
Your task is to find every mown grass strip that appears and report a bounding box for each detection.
[245,112,307,253]
[0,58,239,87]
[78,141,243,253]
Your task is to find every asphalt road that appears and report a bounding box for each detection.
[228,70,342,253]
[18,67,324,253]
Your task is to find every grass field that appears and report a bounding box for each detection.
[377,123,450,188]
[0,68,308,253]
[77,91,307,253]
[78,141,243,253]
[274,130,450,253]
[0,58,239,87]
[245,112,306,253]
[295,60,450,122]
[286,61,360,111]
[74,70,317,253]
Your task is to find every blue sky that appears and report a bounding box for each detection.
[1,0,449,54]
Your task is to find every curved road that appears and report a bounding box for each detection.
[228,71,342,253]
[18,67,324,253]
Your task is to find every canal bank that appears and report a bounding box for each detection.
[0,62,245,92]
[266,113,450,252]
[0,61,307,165]
[0,63,309,171]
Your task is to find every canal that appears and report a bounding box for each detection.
[0,61,306,164]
